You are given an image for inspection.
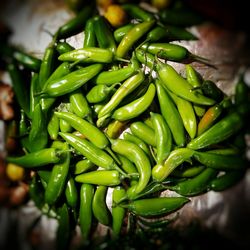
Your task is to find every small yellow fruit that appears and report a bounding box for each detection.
[151,0,172,10]
[104,4,127,28]
[6,163,25,182]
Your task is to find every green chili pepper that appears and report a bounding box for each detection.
[122,3,155,22]
[57,5,94,39]
[1,44,42,72]
[209,170,246,192]
[185,64,206,117]
[114,23,135,43]
[135,49,155,70]
[120,196,189,217]
[45,142,70,205]
[207,148,239,155]
[151,112,172,164]
[75,170,122,186]
[117,153,138,175]
[28,103,48,152]
[65,176,78,208]
[86,83,119,103]
[116,19,155,59]
[171,165,205,178]
[112,186,126,238]
[234,75,249,105]
[155,80,186,147]
[6,148,62,168]
[56,41,75,55]
[156,60,215,105]
[55,111,109,149]
[60,118,73,133]
[193,151,246,171]
[146,25,197,42]
[92,57,139,85]
[111,139,151,199]
[18,109,29,137]
[65,0,87,13]
[197,103,223,136]
[29,73,39,116]
[159,8,203,27]
[169,168,218,196]
[130,121,156,147]
[37,170,51,184]
[40,64,103,97]
[187,112,244,150]
[47,113,59,140]
[74,159,96,175]
[123,132,152,160]
[59,132,120,172]
[142,42,210,64]
[93,15,116,53]
[112,83,156,121]
[29,175,45,210]
[152,148,194,182]
[58,47,113,63]
[7,62,30,118]
[79,183,94,240]
[106,120,128,139]
[201,80,224,102]
[168,91,197,139]
[83,17,96,48]
[69,89,92,121]
[97,70,145,127]
[92,185,111,226]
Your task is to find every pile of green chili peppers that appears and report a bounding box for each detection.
[2,1,250,248]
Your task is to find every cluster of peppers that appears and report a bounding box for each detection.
[2,1,250,248]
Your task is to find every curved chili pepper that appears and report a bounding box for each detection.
[146,25,197,42]
[234,75,249,105]
[197,103,223,136]
[57,5,94,39]
[120,196,189,217]
[111,139,151,199]
[29,175,45,209]
[75,170,122,186]
[74,159,96,175]
[7,62,30,118]
[40,63,103,97]
[92,185,111,226]
[150,112,172,164]
[169,168,218,196]
[130,121,156,147]
[65,176,78,208]
[60,118,73,133]
[79,183,94,240]
[93,15,116,53]
[143,42,211,64]
[168,91,197,139]
[155,80,186,147]
[6,148,62,168]
[97,70,145,127]
[209,170,246,192]
[112,83,156,121]
[112,186,126,238]
[83,17,96,48]
[187,112,243,150]
[59,132,121,172]
[117,153,138,176]
[122,3,155,22]
[55,111,109,149]
[47,113,59,140]
[58,47,113,63]
[28,103,48,152]
[171,165,205,178]
[193,151,246,170]
[156,60,215,105]
[114,23,135,43]
[106,120,128,139]
[135,48,155,70]
[45,141,70,205]
[93,56,139,85]
[152,148,194,182]
[86,83,119,103]
[116,19,155,59]
[69,89,92,122]
[201,80,224,102]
